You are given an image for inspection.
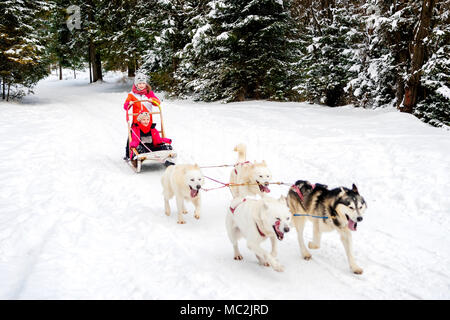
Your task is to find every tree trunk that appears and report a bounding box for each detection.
[73,67,76,79]
[90,41,102,82]
[6,82,10,102]
[127,59,135,77]
[59,62,62,80]
[2,78,5,100]
[94,51,103,81]
[399,0,435,113]
[88,48,92,83]
[89,41,97,82]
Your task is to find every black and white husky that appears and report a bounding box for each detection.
[287,181,367,274]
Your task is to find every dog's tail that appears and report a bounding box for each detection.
[234,143,247,163]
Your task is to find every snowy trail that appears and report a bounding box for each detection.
[0,71,449,299]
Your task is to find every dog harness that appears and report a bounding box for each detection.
[229,198,247,214]
[291,183,315,202]
[229,198,267,237]
[233,161,250,175]
[291,184,328,220]
[255,223,266,237]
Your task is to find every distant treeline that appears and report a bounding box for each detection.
[0,0,448,127]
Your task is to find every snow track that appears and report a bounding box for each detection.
[0,71,449,299]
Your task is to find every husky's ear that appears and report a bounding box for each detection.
[352,184,359,194]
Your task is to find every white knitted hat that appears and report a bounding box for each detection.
[137,112,150,122]
[134,72,148,85]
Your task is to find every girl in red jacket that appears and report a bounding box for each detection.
[124,73,163,159]
[124,73,160,123]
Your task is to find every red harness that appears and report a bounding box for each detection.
[230,198,266,237]
[233,161,251,175]
[229,198,247,214]
[255,223,266,237]
[291,183,315,202]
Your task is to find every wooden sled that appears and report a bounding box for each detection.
[127,99,177,173]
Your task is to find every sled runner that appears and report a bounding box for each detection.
[126,99,177,173]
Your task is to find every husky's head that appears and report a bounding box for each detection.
[251,161,272,194]
[184,165,204,198]
[259,196,291,241]
[334,184,367,231]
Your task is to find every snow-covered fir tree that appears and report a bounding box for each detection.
[47,0,87,79]
[415,2,450,128]
[139,0,208,92]
[293,1,364,106]
[175,0,299,102]
[99,0,155,76]
[346,1,397,109]
[0,0,52,100]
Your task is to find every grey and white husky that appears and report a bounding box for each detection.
[286,180,367,274]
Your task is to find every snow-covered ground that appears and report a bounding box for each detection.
[0,70,449,300]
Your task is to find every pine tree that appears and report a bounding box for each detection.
[294,1,365,107]
[99,0,155,77]
[64,0,105,82]
[345,1,397,108]
[414,2,450,127]
[175,0,299,102]
[139,0,206,92]
[0,0,52,100]
[47,0,86,80]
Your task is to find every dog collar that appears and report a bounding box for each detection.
[255,223,266,237]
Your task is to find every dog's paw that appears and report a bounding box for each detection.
[308,242,320,250]
[177,220,186,224]
[352,266,363,275]
[182,210,188,215]
[273,264,285,272]
[194,214,200,220]
[234,255,243,261]
[165,211,171,216]
[303,253,312,260]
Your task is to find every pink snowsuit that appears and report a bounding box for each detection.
[130,123,172,148]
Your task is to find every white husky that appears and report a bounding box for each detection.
[229,143,272,198]
[226,196,291,272]
[161,164,205,224]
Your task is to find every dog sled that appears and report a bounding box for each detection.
[126,99,177,173]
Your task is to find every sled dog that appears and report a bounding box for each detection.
[287,180,367,274]
[161,164,205,224]
[229,143,272,198]
[226,196,291,272]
